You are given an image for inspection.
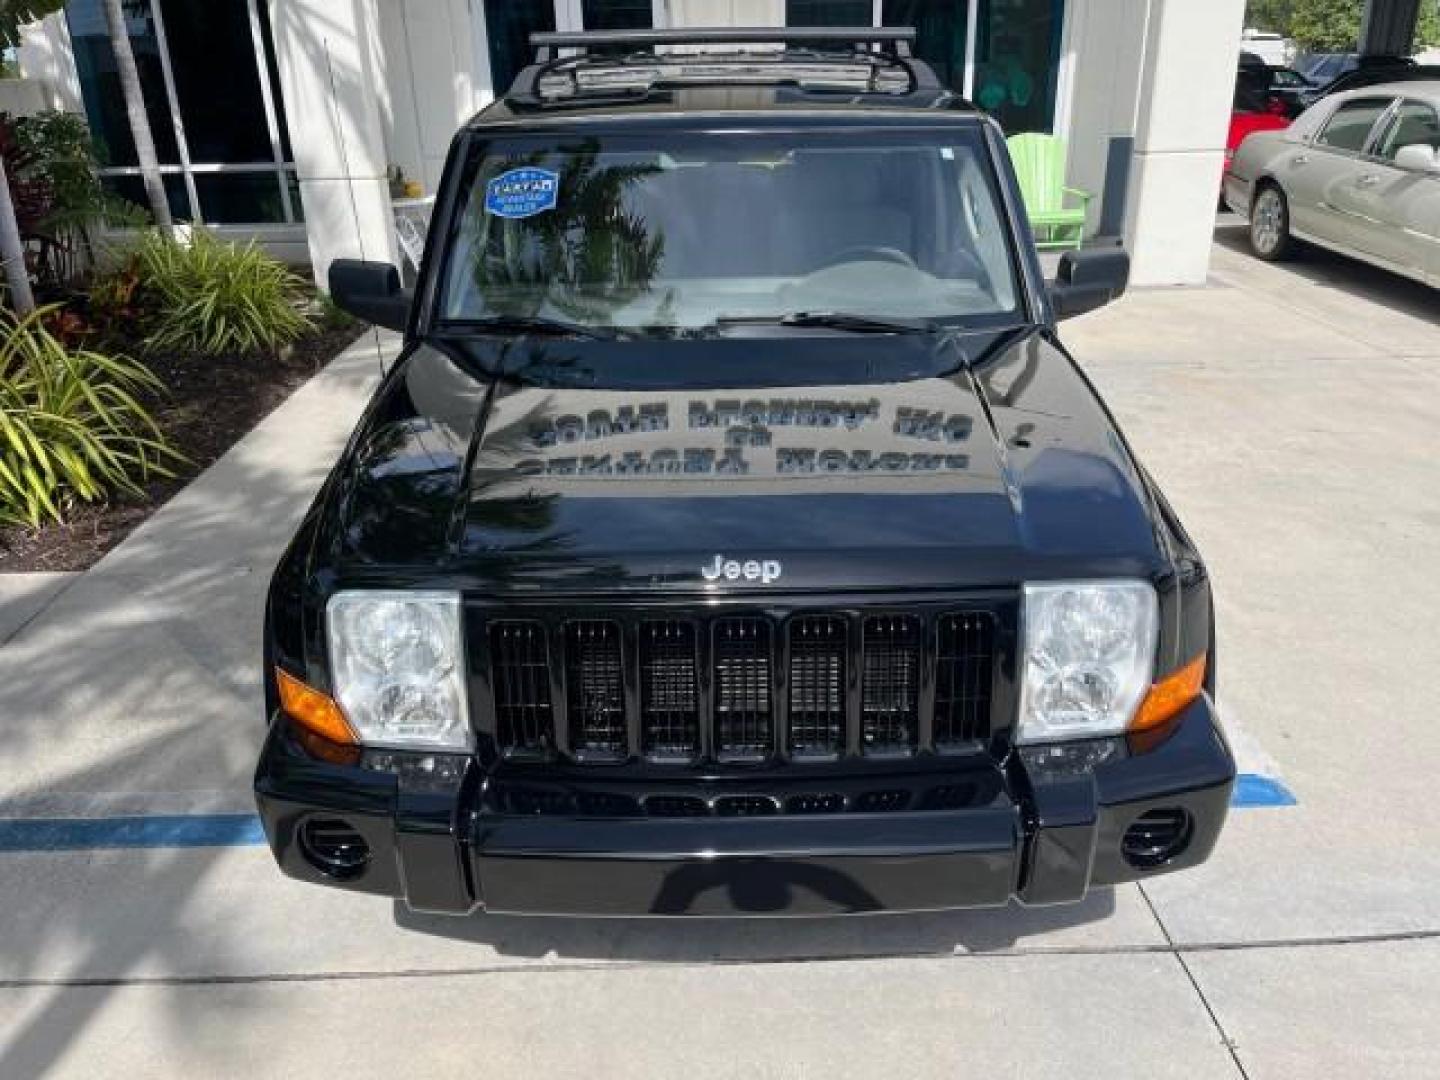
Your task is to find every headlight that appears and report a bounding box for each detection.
[1017,579,1158,744]
[326,590,470,750]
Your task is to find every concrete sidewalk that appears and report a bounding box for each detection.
[0,329,395,816]
[2,232,1439,1078]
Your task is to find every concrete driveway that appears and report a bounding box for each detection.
[1,225,1437,1078]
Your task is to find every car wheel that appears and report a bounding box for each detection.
[1250,185,1293,261]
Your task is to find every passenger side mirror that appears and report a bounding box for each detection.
[329,259,411,333]
[1393,144,1440,174]
[1047,248,1130,321]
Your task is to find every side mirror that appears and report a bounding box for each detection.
[1393,144,1440,174]
[329,259,411,332]
[1048,248,1130,321]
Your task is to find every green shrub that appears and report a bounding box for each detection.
[0,305,178,528]
[136,230,313,357]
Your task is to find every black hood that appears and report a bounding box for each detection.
[324,331,1165,594]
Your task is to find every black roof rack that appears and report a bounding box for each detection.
[506,26,940,108]
[530,26,915,61]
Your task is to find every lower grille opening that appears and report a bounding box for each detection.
[785,792,846,815]
[298,818,370,880]
[1122,807,1193,869]
[714,795,780,817]
[643,794,710,818]
[574,791,642,817]
[853,788,913,813]
[920,782,979,810]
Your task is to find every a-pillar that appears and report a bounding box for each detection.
[268,0,399,287]
[1121,0,1246,285]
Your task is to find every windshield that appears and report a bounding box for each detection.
[439,127,1023,335]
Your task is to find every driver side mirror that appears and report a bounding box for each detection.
[1048,248,1130,321]
[1394,144,1440,174]
[329,259,412,333]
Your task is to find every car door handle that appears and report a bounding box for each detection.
[1357,173,1379,187]
[1291,154,1310,166]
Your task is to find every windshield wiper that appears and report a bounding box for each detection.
[442,315,619,340]
[713,311,933,334]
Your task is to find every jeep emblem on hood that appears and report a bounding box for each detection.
[702,555,782,584]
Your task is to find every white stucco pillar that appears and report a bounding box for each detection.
[377,0,485,195]
[1121,0,1245,286]
[17,13,85,114]
[268,0,399,286]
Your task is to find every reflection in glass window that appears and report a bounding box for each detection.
[975,0,1065,134]
[787,0,873,25]
[883,0,969,92]
[159,0,271,163]
[1316,99,1391,153]
[583,0,654,30]
[443,130,1021,333]
[485,0,556,98]
[100,174,191,222]
[66,0,179,167]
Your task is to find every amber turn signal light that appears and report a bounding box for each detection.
[276,668,357,746]
[1131,653,1207,733]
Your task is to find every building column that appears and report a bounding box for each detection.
[1359,0,1421,56]
[17,13,85,114]
[1121,0,1245,286]
[268,0,398,286]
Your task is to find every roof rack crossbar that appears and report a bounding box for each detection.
[530,26,916,62]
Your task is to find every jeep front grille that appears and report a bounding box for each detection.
[484,607,998,763]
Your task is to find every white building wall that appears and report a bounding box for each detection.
[16,13,84,114]
[269,0,398,284]
[1122,0,1245,285]
[377,0,484,195]
[1055,0,1149,239]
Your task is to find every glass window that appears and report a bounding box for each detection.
[975,0,1065,134]
[442,129,1020,334]
[582,0,653,30]
[101,174,191,222]
[65,0,180,167]
[883,0,968,92]
[1375,100,1440,161]
[1315,98,1392,153]
[485,0,555,98]
[158,0,272,163]
[195,173,288,224]
[787,0,874,25]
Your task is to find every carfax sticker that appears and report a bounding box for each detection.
[484,167,559,219]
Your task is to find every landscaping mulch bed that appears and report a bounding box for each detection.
[0,320,370,574]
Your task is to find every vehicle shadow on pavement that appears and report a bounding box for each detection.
[1212,216,1440,328]
[391,888,1120,960]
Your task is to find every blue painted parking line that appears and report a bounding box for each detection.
[1230,772,1298,808]
[0,774,1295,853]
[0,814,266,852]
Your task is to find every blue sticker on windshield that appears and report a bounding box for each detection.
[485,167,559,219]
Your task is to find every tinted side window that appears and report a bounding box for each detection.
[1375,100,1440,160]
[1315,99,1392,152]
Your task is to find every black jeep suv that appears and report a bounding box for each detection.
[256,27,1234,916]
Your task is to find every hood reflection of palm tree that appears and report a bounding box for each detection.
[470,145,667,327]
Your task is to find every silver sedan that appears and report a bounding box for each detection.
[1223,80,1440,287]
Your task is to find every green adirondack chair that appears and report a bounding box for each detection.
[1006,134,1091,251]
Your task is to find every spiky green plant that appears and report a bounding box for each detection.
[137,229,313,357]
[0,305,178,527]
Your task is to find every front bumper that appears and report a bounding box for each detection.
[254,696,1234,916]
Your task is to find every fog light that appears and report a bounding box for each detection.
[298,817,371,880]
[1121,807,1192,869]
